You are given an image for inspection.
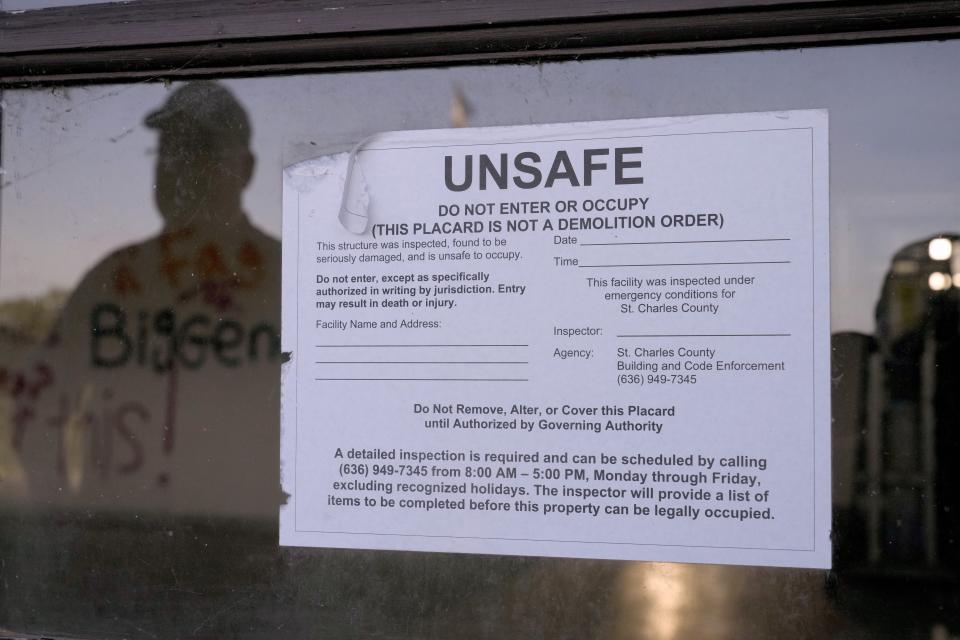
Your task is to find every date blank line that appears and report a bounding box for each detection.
[580,238,791,247]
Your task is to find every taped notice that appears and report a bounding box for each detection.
[280,110,831,569]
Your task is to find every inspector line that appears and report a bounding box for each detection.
[617,333,792,338]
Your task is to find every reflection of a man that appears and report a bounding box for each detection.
[12,82,281,519]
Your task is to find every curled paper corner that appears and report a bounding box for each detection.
[338,134,382,235]
[282,133,381,234]
[283,153,345,194]
[339,163,370,235]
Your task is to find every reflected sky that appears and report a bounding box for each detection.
[0,0,131,10]
[2,40,960,334]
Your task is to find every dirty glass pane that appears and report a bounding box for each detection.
[0,1,135,11]
[2,40,959,638]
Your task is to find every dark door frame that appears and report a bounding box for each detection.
[2,0,960,86]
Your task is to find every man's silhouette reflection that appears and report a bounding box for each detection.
[12,81,281,520]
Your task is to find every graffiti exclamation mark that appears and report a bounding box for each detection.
[158,364,177,487]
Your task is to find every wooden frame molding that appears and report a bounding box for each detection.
[2,0,960,86]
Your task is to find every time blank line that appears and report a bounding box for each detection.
[580,238,791,247]
[579,260,790,268]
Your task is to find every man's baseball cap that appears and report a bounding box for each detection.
[145,81,251,148]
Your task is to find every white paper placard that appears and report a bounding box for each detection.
[280,110,830,569]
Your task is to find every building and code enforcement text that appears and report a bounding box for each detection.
[280,110,831,569]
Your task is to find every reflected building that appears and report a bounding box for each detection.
[834,233,960,574]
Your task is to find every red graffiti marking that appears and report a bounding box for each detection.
[112,263,143,297]
[159,227,195,287]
